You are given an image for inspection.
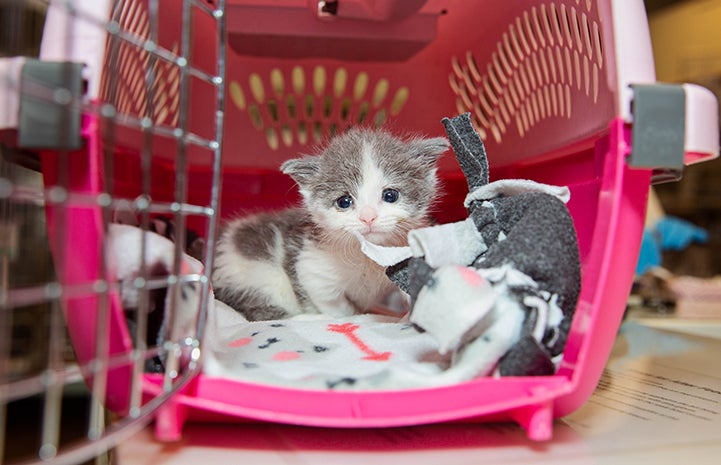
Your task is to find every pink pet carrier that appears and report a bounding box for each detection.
[1,0,718,463]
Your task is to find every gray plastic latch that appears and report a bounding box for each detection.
[18,60,84,150]
[629,83,686,183]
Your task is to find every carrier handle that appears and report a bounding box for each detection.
[627,83,719,183]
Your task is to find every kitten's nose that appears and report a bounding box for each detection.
[359,206,377,226]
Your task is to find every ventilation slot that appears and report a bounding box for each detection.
[99,0,180,127]
[449,1,603,143]
[231,66,411,150]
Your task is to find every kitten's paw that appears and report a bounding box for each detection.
[366,305,407,319]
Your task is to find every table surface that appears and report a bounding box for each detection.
[117,315,721,465]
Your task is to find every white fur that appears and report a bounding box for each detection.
[356,143,385,210]
[296,239,397,317]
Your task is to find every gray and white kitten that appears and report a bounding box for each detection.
[212,127,449,321]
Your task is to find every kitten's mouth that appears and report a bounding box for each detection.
[360,229,393,246]
[361,225,375,236]
[359,224,384,236]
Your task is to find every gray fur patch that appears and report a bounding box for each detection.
[231,216,278,261]
[229,209,312,262]
[214,286,291,321]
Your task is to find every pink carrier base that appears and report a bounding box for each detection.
[30,0,718,443]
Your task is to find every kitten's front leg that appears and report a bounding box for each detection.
[303,277,358,317]
[296,249,357,317]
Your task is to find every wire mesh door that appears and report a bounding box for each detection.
[0,0,226,463]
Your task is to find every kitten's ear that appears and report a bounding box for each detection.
[409,137,450,165]
[281,156,321,186]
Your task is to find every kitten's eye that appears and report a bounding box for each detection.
[335,195,354,210]
[382,189,400,203]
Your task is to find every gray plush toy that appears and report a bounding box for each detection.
[362,113,581,377]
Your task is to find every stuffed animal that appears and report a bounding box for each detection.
[359,113,581,377]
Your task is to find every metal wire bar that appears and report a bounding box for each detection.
[194,0,225,354]
[163,0,193,392]
[31,2,75,460]
[141,201,214,216]
[86,103,221,150]
[83,0,124,445]
[0,181,46,206]
[1,283,64,309]
[130,0,160,419]
[38,300,66,460]
[189,0,215,18]
[0,218,12,465]
[2,270,205,312]
[0,182,215,217]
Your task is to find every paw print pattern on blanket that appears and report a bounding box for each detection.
[327,323,392,361]
[225,321,395,365]
[204,312,449,390]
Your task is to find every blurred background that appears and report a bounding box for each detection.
[631,0,721,317]
[647,0,721,274]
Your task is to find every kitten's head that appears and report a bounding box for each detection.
[281,127,448,246]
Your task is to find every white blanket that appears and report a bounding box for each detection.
[202,302,455,390]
